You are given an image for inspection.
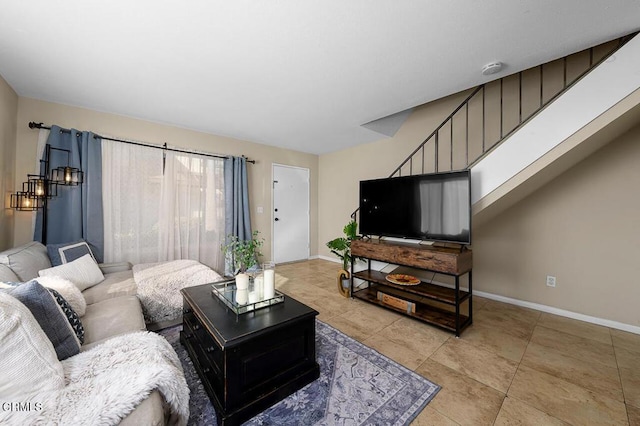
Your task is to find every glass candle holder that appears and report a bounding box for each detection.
[253,273,264,301]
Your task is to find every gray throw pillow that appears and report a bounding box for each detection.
[47,288,84,344]
[1,281,85,344]
[5,280,81,360]
[47,240,97,266]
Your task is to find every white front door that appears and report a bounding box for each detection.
[272,164,310,264]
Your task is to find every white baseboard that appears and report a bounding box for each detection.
[474,290,640,335]
[317,255,338,263]
[313,257,640,335]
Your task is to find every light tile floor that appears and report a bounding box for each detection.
[275,259,640,426]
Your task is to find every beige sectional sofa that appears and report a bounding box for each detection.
[0,241,172,425]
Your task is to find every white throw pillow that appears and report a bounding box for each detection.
[36,276,87,317]
[39,254,105,292]
[0,292,65,398]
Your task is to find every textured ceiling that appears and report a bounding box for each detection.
[0,1,638,154]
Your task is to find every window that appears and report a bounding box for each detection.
[102,141,225,271]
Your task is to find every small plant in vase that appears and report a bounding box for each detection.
[222,231,264,291]
[326,220,361,297]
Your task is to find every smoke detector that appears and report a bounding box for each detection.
[481,62,503,76]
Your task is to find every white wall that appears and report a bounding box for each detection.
[0,74,17,250]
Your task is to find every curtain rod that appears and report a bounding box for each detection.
[28,122,255,164]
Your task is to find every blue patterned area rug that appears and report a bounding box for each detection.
[159,320,440,425]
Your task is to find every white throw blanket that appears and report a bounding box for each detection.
[0,332,189,426]
[134,260,222,324]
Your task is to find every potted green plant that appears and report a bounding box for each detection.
[326,220,360,297]
[222,231,264,290]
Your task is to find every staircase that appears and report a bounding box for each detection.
[352,33,640,225]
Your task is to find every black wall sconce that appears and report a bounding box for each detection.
[10,144,83,243]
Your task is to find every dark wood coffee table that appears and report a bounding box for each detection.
[180,283,319,426]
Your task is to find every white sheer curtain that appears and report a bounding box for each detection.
[102,140,163,264]
[159,152,225,271]
[102,140,225,271]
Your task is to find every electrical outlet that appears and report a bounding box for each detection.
[546,275,556,287]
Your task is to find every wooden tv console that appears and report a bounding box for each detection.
[350,239,472,336]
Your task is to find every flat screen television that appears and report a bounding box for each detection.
[359,170,471,244]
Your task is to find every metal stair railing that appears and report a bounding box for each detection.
[351,33,635,222]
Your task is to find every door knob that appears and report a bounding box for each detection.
[275,218,280,221]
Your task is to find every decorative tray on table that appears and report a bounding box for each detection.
[385,274,421,286]
[211,278,285,315]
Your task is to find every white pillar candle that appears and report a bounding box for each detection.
[263,270,275,299]
[235,273,249,290]
[263,262,275,299]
